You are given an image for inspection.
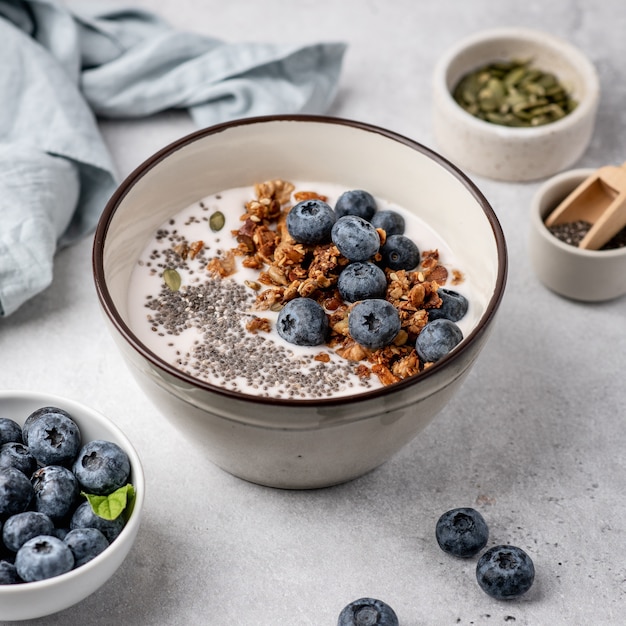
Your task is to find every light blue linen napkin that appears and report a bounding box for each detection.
[0,0,347,316]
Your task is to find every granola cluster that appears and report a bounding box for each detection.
[207,180,464,386]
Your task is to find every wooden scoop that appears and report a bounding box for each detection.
[544,162,626,250]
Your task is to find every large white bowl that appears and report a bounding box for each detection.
[433,27,600,181]
[0,391,144,622]
[93,114,507,489]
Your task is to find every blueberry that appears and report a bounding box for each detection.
[73,440,131,496]
[370,210,405,236]
[3,511,55,552]
[15,535,74,582]
[0,560,20,584]
[286,199,336,245]
[0,467,33,518]
[22,406,72,446]
[337,597,399,626]
[379,234,420,270]
[332,215,380,262]
[70,501,125,544]
[334,189,377,221]
[348,299,401,350]
[26,409,81,467]
[0,418,22,446]
[415,319,463,363]
[338,262,388,303]
[64,528,109,568]
[476,545,535,600]
[435,507,489,558]
[276,297,329,346]
[32,466,79,523]
[0,442,37,476]
[429,288,469,322]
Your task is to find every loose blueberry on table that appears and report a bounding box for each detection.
[435,507,489,558]
[0,406,134,584]
[338,597,399,626]
[476,545,535,600]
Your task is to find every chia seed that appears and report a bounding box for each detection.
[548,220,626,249]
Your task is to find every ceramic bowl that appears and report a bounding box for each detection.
[93,114,507,489]
[0,391,144,622]
[432,27,600,182]
[529,168,626,301]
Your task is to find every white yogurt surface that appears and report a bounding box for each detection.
[127,182,479,399]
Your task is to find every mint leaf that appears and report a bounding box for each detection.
[82,484,136,521]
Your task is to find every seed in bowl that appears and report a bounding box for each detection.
[453,59,577,127]
[0,407,135,584]
[127,180,478,399]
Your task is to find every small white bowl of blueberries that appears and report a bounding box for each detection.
[0,390,144,621]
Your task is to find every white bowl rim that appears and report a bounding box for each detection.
[532,167,626,258]
[0,389,145,598]
[93,114,508,407]
[433,26,601,138]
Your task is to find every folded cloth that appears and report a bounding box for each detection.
[0,0,346,316]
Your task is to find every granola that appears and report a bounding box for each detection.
[208,179,463,387]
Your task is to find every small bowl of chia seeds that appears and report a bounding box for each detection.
[432,27,600,182]
[529,168,626,302]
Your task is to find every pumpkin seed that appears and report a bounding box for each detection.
[163,268,181,291]
[209,210,225,232]
[452,59,577,128]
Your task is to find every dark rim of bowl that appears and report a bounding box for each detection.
[93,114,508,408]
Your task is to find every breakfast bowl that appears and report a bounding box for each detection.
[432,27,600,182]
[93,114,507,489]
[529,167,626,301]
[0,390,144,621]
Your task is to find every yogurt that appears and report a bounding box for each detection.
[127,182,478,399]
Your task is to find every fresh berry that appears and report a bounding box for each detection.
[26,409,81,467]
[338,262,388,303]
[476,545,535,600]
[70,501,125,544]
[3,511,55,552]
[73,440,130,496]
[64,528,109,568]
[0,418,22,446]
[334,189,377,221]
[337,597,399,626]
[22,406,72,446]
[0,442,37,476]
[370,210,405,236]
[286,199,336,244]
[276,297,329,346]
[435,507,489,558]
[332,215,381,262]
[15,535,74,582]
[429,288,469,322]
[348,299,401,350]
[415,319,463,363]
[379,234,420,270]
[0,467,33,518]
[31,466,79,523]
[0,559,20,584]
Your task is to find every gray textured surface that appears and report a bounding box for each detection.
[1,0,625,624]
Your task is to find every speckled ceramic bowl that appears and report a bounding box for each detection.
[93,115,507,489]
[529,168,626,301]
[433,27,600,182]
[0,391,144,622]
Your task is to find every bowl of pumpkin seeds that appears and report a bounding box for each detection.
[432,27,599,182]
